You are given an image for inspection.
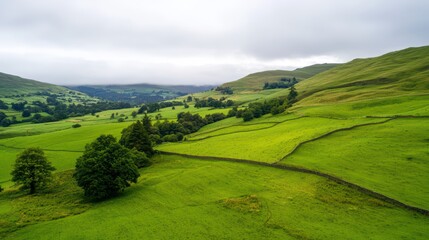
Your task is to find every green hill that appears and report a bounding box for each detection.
[222,63,339,91]
[0,72,67,97]
[296,46,429,105]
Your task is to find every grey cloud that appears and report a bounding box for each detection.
[0,0,428,85]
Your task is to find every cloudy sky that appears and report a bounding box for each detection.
[0,0,428,85]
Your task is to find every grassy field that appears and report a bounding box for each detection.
[2,155,428,239]
[157,116,381,162]
[282,118,429,210]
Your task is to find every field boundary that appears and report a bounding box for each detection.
[158,151,429,216]
[276,117,395,163]
[187,116,307,141]
[0,143,83,153]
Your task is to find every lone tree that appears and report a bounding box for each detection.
[11,148,55,194]
[287,86,298,103]
[74,135,140,200]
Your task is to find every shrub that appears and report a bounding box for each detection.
[72,123,81,128]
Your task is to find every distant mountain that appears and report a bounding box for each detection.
[221,63,339,91]
[68,84,215,105]
[296,46,429,104]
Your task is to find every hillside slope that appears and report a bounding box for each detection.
[222,63,339,91]
[296,46,429,105]
[0,72,67,97]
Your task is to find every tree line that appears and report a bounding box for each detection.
[263,77,298,90]
[0,96,131,127]
[228,86,298,121]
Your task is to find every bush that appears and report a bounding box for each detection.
[72,123,81,128]
[117,117,125,122]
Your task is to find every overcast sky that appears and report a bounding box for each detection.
[0,0,428,85]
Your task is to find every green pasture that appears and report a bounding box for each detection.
[2,155,428,239]
[282,118,429,210]
[293,94,429,118]
[157,117,381,162]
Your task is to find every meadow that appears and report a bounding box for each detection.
[2,155,428,239]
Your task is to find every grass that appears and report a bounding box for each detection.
[2,155,428,239]
[0,171,91,238]
[222,64,338,91]
[296,46,429,104]
[282,118,429,210]
[157,116,381,163]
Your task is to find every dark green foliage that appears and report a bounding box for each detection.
[72,123,81,128]
[117,118,125,122]
[151,111,226,143]
[263,77,298,89]
[138,101,184,114]
[131,111,138,118]
[1,113,12,126]
[288,86,298,103]
[228,96,292,122]
[110,113,115,119]
[74,135,140,200]
[120,120,154,156]
[0,111,7,122]
[11,148,55,194]
[242,110,254,122]
[162,134,179,142]
[22,110,31,118]
[130,149,151,168]
[187,95,193,102]
[194,97,234,108]
[215,86,234,94]
[184,103,189,108]
[0,185,3,192]
[11,101,27,111]
[0,100,8,109]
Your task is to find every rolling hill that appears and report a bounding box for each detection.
[0,72,68,97]
[221,63,339,91]
[295,46,429,104]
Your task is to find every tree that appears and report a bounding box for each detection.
[287,86,298,103]
[11,148,55,194]
[131,111,138,118]
[0,185,3,192]
[110,113,115,119]
[22,109,31,118]
[119,120,154,156]
[187,95,193,102]
[242,110,254,122]
[74,135,140,200]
